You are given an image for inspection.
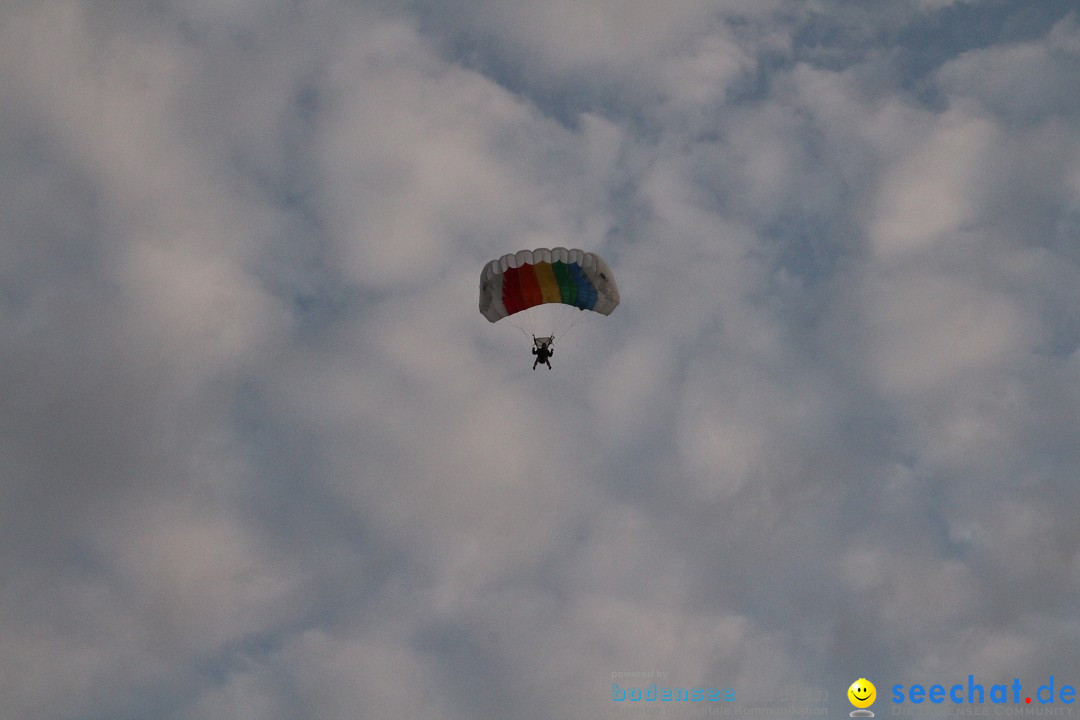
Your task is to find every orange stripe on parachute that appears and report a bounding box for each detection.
[517,263,543,309]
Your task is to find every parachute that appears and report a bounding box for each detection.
[479,247,619,343]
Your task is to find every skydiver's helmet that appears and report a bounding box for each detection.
[534,336,554,349]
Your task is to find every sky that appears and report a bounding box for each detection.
[2,1,1080,718]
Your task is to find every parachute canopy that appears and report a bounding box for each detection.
[479,247,619,323]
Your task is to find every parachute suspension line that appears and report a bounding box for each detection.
[509,321,532,342]
[553,311,586,345]
[506,310,538,340]
[506,303,569,346]
[548,303,590,346]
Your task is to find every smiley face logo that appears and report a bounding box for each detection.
[848,678,876,708]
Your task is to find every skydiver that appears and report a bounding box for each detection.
[532,340,553,370]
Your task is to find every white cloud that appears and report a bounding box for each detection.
[870,105,1001,257]
[446,0,768,80]
[4,0,1080,718]
[936,14,1080,125]
[861,272,1033,393]
[312,18,624,292]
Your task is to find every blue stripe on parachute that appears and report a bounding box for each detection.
[568,263,597,310]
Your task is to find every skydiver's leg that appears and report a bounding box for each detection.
[533,357,539,369]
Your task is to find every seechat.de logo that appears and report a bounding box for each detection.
[848,678,877,717]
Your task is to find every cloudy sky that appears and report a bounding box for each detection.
[3,1,1080,718]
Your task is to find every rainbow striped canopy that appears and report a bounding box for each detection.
[479,248,619,323]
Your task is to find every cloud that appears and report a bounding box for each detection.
[3,0,1080,718]
[936,13,1080,125]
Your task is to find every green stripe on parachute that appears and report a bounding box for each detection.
[552,261,576,306]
